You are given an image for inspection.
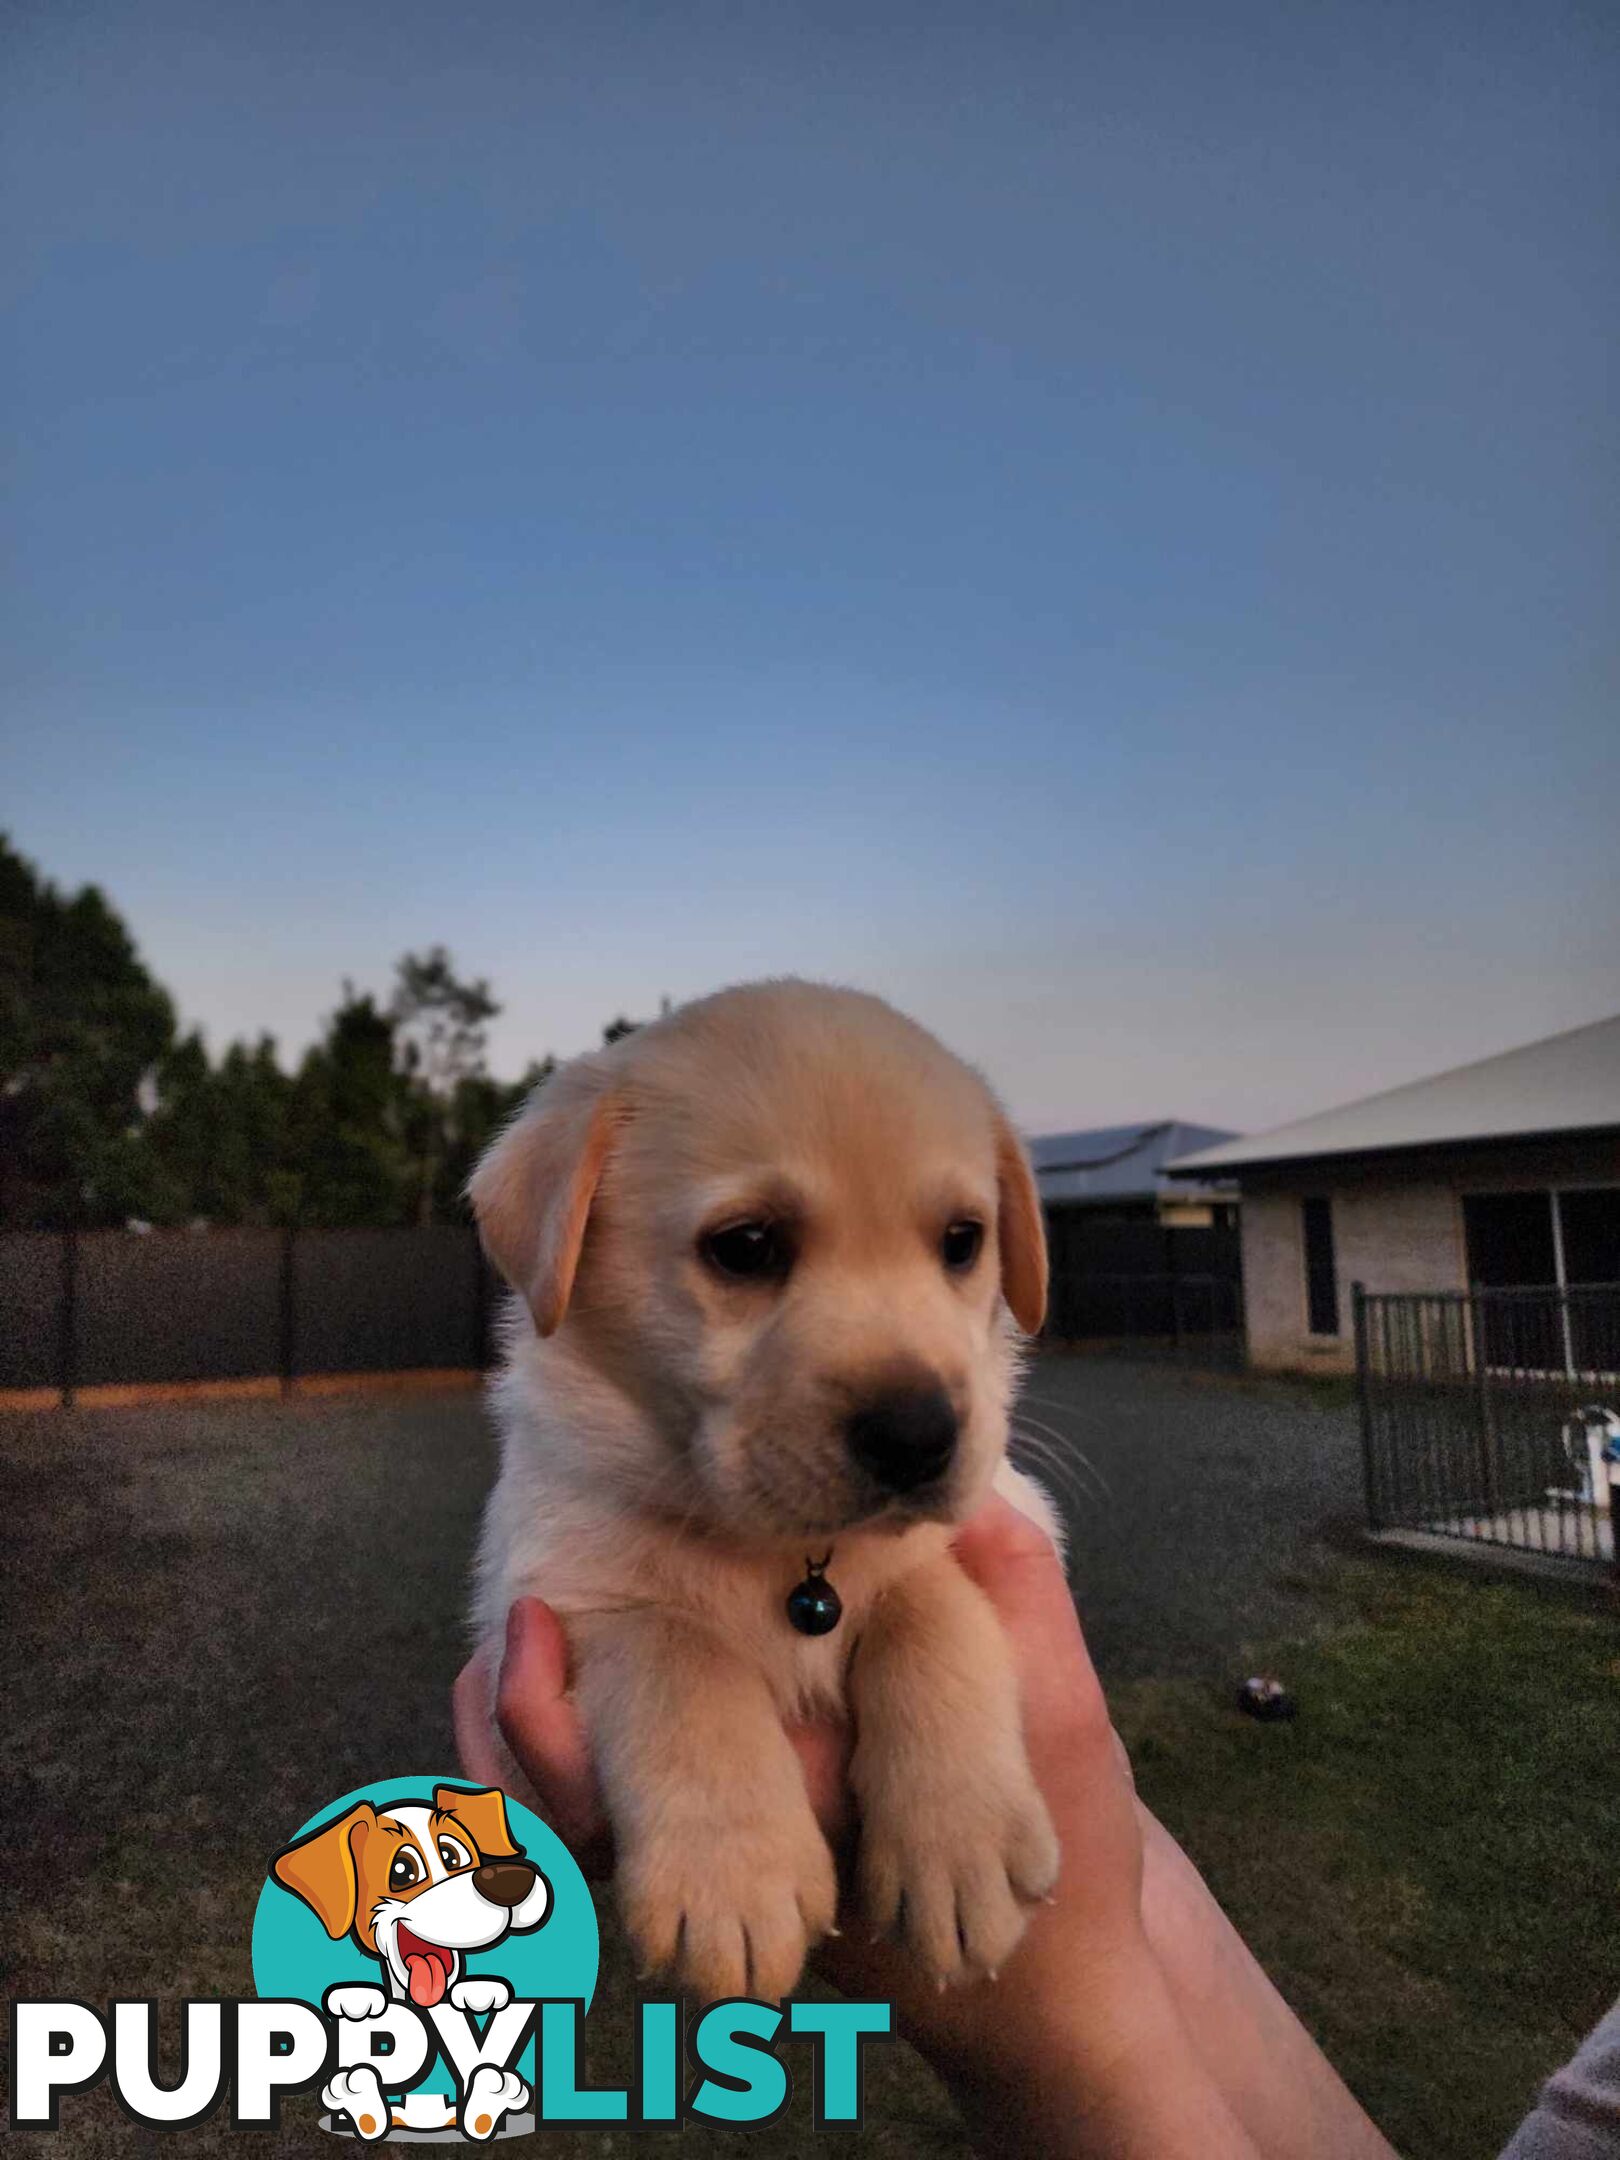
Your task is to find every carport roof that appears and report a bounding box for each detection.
[1029,1121,1238,1205]
[1168,1013,1620,1176]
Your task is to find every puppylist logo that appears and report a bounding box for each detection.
[9,1776,892,2140]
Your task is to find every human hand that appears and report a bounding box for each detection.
[453,1501,1395,2159]
[453,1503,1153,2087]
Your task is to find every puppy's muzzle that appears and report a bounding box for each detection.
[473,1861,539,1909]
[845,1386,958,1496]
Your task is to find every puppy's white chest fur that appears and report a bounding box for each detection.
[474,1347,1056,1725]
[475,1358,958,1722]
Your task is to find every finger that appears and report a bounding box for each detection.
[786,1719,853,1845]
[950,1497,1116,1772]
[953,1500,1092,1677]
[495,1598,607,1857]
[453,1650,507,1787]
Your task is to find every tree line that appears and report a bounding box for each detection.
[0,835,638,1232]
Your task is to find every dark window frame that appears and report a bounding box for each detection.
[1462,1186,1620,1293]
[1301,1196,1339,1336]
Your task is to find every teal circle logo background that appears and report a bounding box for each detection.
[251,1776,598,2091]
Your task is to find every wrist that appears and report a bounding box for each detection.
[907,1945,1259,2160]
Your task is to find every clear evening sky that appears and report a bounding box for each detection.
[5,2,1616,1133]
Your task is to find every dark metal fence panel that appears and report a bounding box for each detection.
[1047,1271,1243,1348]
[0,1233,68,1389]
[0,1225,495,1397]
[1042,1208,1243,1359]
[76,1228,284,1387]
[291,1226,487,1377]
[1357,1283,1619,1568]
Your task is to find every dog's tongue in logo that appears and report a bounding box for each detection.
[398,1927,452,2008]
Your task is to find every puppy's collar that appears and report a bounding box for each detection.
[785,1552,841,1636]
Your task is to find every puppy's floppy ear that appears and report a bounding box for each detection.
[993,1111,1048,1335]
[434,1784,521,1861]
[468,1060,620,1337]
[271,1801,375,1940]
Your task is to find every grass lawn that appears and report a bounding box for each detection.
[1115,1549,1620,2160]
[5,1390,1614,2156]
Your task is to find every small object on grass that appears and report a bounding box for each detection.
[1237,1675,1296,1722]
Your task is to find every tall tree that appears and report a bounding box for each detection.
[391,948,501,1225]
[285,987,412,1227]
[0,835,176,1226]
[144,1030,293,1225]
[0,835,641,1230]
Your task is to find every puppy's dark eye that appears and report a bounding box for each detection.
[941,1220,984,1273]
[388,1850,422,1893]
[701,1220,789,1281]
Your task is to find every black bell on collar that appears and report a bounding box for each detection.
[786,1553,841,1636]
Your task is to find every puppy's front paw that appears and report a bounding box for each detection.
[449,1976,511,2015]
[324,1983,388,2022]
[323,2065,390,2142]
[857,1740,1058,1985]
[621,1805,838,2003]
[462,2065,528,2141]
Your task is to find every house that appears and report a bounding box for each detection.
[1167,1015,1620,1375]
[1028,1122,1238,1226]
[1028,1122,1242,1342]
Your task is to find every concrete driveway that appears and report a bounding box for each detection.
[1011,1352,1364,1680]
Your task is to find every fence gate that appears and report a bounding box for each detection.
[1355,1283,1620,1568]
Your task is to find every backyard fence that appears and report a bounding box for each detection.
[0,1225,498,1402]
[1356,1282,1620,1570]
[3,1211,1248,1407]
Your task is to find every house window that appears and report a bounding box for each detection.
[1463,1187,1620,1374]
[1301,1197,1339,1336]
[1463,1189,1620,1290]
[1560,1188,1620,1286]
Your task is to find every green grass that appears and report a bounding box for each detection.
[6,1396,1613,2156]
[1113,1552,1620,2160]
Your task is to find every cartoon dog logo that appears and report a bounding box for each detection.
[271,1783,551,2141]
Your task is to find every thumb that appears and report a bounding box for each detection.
[951,1495,1106,1743]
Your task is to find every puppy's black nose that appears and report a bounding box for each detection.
[473,1860,537,1909]
[846,1387,958,1494]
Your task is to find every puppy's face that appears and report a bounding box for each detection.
[472,983,1047,1543]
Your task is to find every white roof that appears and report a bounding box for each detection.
[1169,1014,1620,1175]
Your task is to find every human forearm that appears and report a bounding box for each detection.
[1139,1811,1399,2160]
[912,1943,1262,2160]
[861,1804,1396,2160]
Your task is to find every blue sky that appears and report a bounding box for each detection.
[5,0,1616,1131]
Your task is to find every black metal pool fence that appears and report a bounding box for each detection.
[1355,1282,1620,1569]
[0,1225,498,1400]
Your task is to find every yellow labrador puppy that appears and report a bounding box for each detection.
[468,979,1059,2001]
